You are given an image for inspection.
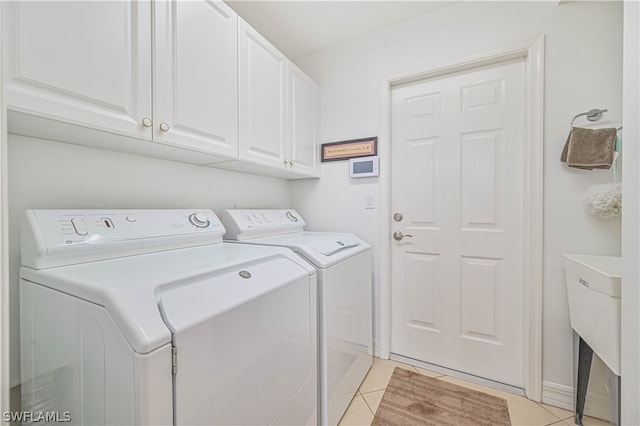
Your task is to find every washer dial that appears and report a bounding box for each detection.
[189,213,210,228]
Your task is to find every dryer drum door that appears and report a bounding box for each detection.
[158,257,317,425]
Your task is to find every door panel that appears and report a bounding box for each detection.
[391,59,525,387]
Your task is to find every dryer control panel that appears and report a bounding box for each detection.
[222,209,306,240]
[22,209,225,269]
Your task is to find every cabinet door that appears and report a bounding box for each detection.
[288,64,320,177]
[154,0,238,159]
[4,1,152,139]
[238,18,288,169]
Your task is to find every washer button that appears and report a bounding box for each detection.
[71,218,88,236]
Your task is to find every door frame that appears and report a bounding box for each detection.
[377,36,544,401]
[1,0,10,414]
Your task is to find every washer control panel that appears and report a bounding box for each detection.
[221,209,306,240]
[22,209,225,269]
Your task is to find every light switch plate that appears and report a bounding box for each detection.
[365,192,375,209]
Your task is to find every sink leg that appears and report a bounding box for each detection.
[609,372,621,426]
[575,336,593,426]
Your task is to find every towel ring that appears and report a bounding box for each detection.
[571,108,622,131]
[570,108,607,126]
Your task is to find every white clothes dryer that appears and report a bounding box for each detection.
[20,209,318,425]
[221,209,372,426]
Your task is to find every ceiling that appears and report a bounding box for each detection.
[226,1,456,59]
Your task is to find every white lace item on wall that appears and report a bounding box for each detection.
[585,151,621,219]
[585,183,621,219]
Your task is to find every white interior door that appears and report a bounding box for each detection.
[390,59,526,387]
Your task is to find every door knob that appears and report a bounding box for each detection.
[393,231,413,241]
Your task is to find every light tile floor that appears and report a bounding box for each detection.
[338,357,610,426]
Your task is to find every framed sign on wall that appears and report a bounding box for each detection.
[321,137,377,162]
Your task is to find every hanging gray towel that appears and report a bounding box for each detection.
[560,127,617,170]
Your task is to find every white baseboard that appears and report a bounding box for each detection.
[372,338,380,358]
[542,381,610,422]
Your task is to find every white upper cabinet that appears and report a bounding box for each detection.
[288,64,320,177]
[4,1,152,140]
[5,0,238,163]
[5,1,318,178]
[238,18,288,169]
[236,18,320,178]
[154,0,238,158]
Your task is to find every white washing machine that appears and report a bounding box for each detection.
[20,209,318,425]
[221,209,372,426]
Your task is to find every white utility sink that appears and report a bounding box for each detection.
[562,254,622,375]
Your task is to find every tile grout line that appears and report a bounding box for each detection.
[360,393,376,416]
[543,419,568,426]
[538,403,573,423]
[359,388,385,395]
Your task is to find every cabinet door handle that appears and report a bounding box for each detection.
[142,118,152,128]
[284,159,290,165]
[289,160,295,166]
[159,122,170,132]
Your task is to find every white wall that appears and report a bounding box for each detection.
[7,134,290,385]
[291,0,623,411]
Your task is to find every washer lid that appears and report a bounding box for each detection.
[306,234,360,256]
[21,243,314,353]
[158,256,311,333]
[159,256,317,425]
[234,232,370,268]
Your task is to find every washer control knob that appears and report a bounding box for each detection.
[189,213,210,228]
[286,211,298,222]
